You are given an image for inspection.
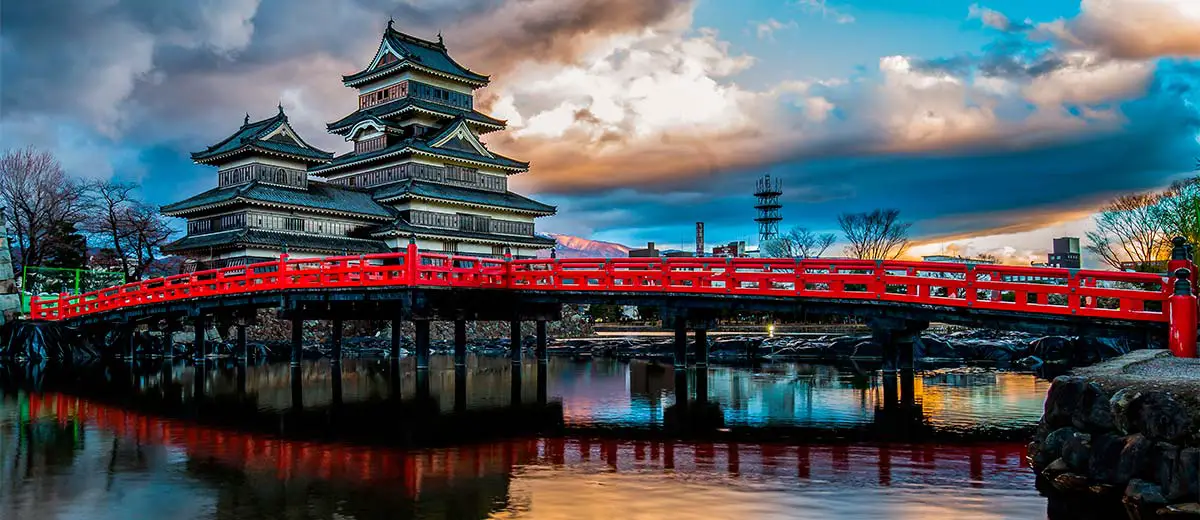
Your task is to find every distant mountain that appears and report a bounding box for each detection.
[540,234,630,258]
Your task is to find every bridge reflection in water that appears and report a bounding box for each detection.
[3,388,1043,519]
[0,357,1051,440]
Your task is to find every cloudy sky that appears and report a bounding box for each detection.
[2,0,1199,263]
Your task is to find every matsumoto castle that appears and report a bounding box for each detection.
[162,21,556,269]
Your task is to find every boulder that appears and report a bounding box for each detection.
[1115,434,1155,484]
[1041,457,1070,478]
[1063,431,1093,471]
[1052,472,1091,492]
[1161,446,1200,502]
[1036,426,1079,469]
[1111,388,1142,435]
[1156,503,1200,517]
[1031,336,1075,363]
[1089,433,1126,483]
[1124,479,1168,509]
[1114,391,1193,442]
[1043,376,1089,429]
[1071,381,1115,432]
[914,334,958,359]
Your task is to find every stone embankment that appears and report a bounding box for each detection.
[548,329,1136,366]
[1028,350,1200,518]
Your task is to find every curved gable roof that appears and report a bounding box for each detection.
[343,24,489,87]
[192,108,333,165]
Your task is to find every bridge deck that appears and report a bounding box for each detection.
[27,247,1187,341]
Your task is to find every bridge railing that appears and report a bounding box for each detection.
[26,249,1179,326]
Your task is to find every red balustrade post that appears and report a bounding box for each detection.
[406,239,419,286]
[1168,268,1198,358]
[278,252,289,289]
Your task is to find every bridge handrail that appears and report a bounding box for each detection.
[27,251,1182,327]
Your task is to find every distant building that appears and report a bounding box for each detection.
[1047,237,1081,268]
[629,242,660,258]
[711,241,747,257]
[160,21,555,270]
[663,250,694,258]
[921,255,998,264]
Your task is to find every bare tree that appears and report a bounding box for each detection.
[82,180,174,280]
[1085,193,1170,271]
[0,147,90,270]
[762,226,836,258]
[1159,176,1200,247]
[838,209,911,260]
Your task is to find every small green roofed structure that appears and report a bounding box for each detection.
[161,20,556,271]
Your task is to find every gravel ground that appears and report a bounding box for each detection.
[1074,349,1200,400]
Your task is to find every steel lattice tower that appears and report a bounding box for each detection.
[754,174,782,242]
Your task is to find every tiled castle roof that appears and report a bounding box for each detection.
[192,108,333,165]
[342,24,489,87]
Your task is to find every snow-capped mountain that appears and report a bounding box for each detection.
[539,234,630,258]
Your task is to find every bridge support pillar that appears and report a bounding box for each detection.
[236,324,247,362]
[694,327,708,368]
[673,316,687,369]
[509,319,522,365]
[330,319,343,364]
[163,320,178,358]
[536,320,548,365]
[454,319,467,367]
[193,315,207,360]
[390,318,402,359]
[870,318,927,373]
[291,319,303,366]
[415,320,430,370]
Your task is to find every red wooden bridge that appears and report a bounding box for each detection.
[28,241,1200,359]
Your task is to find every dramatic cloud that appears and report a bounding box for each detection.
[1039,0,1200,59]
[1,0,1198,250]
[0,0,262,135]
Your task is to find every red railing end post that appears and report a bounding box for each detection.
[1168,268,1198,358]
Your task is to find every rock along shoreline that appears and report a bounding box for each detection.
[1028,350,1200,519]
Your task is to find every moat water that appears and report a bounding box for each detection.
[1,356,1080,519]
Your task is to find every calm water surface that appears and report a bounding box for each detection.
[0,356,1063,519]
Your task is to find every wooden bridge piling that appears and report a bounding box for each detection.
[673,317,687,369]
[414,320,430,370]
[193,315,207,360]
[454,319,467,367]
[290,319,303,366]
[535,320,548,365]
[694,327,708,367]
[330,319,343,365]
[509,319,522,365]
